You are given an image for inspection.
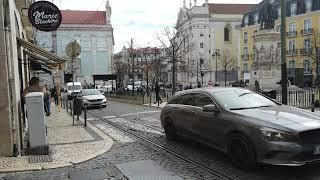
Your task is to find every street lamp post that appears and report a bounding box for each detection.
[281,0,287,104]
[212,49,220,84]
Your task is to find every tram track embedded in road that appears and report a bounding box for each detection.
[87,111,236,180]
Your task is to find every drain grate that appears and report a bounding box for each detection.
[29,155,53,163]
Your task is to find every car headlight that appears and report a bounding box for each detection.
[260,128,297,142]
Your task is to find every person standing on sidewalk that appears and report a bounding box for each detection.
[154,81,162,104]
[44,85,51,116]
[22,77,44,96]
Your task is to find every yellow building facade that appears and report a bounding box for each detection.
[240,0,320,87]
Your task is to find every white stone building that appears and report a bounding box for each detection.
[174,0,254,86]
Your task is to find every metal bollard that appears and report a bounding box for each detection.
[84,105,87,127]
[312,93,315,112]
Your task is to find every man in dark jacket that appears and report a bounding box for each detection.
[154,82,162,104]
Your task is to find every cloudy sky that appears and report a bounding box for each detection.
[53,0,260,52]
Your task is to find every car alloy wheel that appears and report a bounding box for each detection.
[228,134,257,170]
[164,119,177,140]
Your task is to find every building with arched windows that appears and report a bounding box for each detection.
[175,1,255,86]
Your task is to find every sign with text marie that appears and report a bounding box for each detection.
[28,1,62,32]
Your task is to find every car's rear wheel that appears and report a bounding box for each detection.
[228,133,257,170]
[164,119,177,140]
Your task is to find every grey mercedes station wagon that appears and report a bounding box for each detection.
[160,87,320,169]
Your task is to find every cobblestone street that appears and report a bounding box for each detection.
[2,101,320,180]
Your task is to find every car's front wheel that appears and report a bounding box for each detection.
[164,119,177,141]
[228,133,257,170]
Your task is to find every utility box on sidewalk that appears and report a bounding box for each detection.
[25,92,48,154]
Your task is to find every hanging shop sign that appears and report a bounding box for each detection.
[28,1,62,32]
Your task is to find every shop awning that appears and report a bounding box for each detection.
[23,50,56,69]
[17,37,67,64]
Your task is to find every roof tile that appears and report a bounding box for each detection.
[61,10,107,25]
[208,3,256,14]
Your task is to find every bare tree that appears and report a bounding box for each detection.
[156,27,192,94]
[113,60,129,92]
[306,31,320,86]
[220,49,237,86]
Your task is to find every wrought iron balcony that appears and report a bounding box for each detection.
[286,49,298,56]
[287,31,297,37]
[241,54,250,60]
[300,48,313,55]
[301,28,314,36]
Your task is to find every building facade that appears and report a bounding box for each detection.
[0,0,66,156]
[113,47,162,88]
[175,1,254,86]
[240,0,320,87]
[35,1,114,85]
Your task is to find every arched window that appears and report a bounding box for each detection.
[224,27,230,41]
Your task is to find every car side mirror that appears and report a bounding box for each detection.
[203,104,220,113]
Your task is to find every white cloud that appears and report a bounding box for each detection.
[54,0,261,52]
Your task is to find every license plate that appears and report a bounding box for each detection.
[314,145,320,155]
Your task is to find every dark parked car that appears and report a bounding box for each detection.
[160,87,320,169]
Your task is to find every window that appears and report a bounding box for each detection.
[276,25,281,32]
[304,38,311,51]
[243,63,248,72]
[224,27,230,41]
[244,32,248,43]
[289,40,296,52]
[244,16,249,25]
[305,0,312,12]
[181,94,195,106]
[304,59,311,74]
[195,94,213,108]
[289,60,295,69]
[200,34,204,37]
[304,19,312,31]
[278,7,281,18]
[209,35,211,38]
[254,14,259,24]
[244,47,248,56]
[289,23,296,35]
[290,3,297,16]
[209,50,211,53]
[200,43,204,48]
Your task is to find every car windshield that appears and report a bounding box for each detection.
[68,85,81,91]
[82,89,102,96]
[212,90,277,110]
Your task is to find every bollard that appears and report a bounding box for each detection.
[312,93,315,112]
[84,105,87,127]
[149,92,152,105]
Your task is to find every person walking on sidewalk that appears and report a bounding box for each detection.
[197,82,202,88]
[44,85,51,116]
[51,85,59,106]
[154,81,162,104]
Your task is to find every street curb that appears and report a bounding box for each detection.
[0,111,113,173]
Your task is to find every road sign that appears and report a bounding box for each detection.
[66,42,81,59]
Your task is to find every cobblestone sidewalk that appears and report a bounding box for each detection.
[0,104,113,173]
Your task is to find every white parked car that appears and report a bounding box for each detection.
[66,82,82,97]
[82,89,107,108]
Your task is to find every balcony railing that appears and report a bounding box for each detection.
[287,31,297,37]
[286,49,298,56]
[301,28,314,36]
[300,48,313,55]
[241,54,250,60]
